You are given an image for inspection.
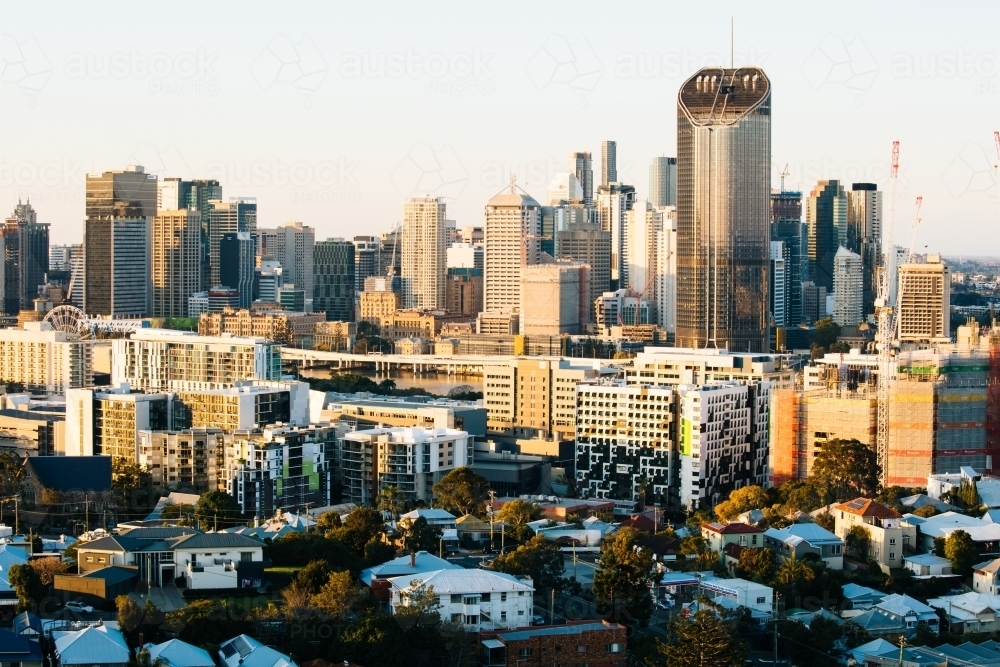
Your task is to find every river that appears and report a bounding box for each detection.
[299,367,481,397]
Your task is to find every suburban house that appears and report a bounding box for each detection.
[849,608,907,641]
[456,514,492,547]
[0,628,43,667]
[874,594,940,635]
[928,592,1000,634]
[21,456,113,514]
[904,511,993,553]
[833,498,916,573]
[699,577,774,618]
[54,566,139,603]
[0,544,28,604]
[12,611,42,638]
[218,634,297,667]
[763,523,844,569]
[841,583,887,610]
[974,558,1000,595]
[399,508,459,549]
[360,551,460,602]
[389,568,534,631]
[143,639,215,667]
[903,554,954,578]
[53,624,130,667]
[700,523,765,557]
[479,621,627,667]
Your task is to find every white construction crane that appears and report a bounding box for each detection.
[875,142,900,486]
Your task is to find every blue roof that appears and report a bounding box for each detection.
[841,583,885,600]
[28,456,111,492]
[12,611,41,635]
[0,628,42,661]
[495,622,623,641]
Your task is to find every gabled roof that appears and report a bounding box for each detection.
[79,566,139,585]
[455,514,490,531]
[876,593,935,616]
[218,634,296,667]
[0,628,42,661]
[77,534,144,553]
[12,611,41,635]
[619,514,656,532]
[27,456,112,492]
[54,625,130,665]
[389,568,533,595]
[145,639,214,667]
[975,558,1000,575]
[851,609,905,632]
[702,522,764,535]
[765,523,842,547]
[400,508,456,522]
[904,554,952,568]
[360,551,460,585]
[834,498,901,519]
[851,638,898,663]
[0,545,29,594]
[841,583,885,601]
[119,527,203,541]
[167,533,264,550]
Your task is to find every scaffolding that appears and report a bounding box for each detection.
[988,328,1000,474]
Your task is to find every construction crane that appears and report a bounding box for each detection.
[905,196,923,264]
[875,141,901,487]
[779,163,790,193]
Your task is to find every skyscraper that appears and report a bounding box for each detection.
[208,198,256,289]
[649,156,677,207]
[158,177,222,291]
[770,191,806,326]
[624,199,659,297]
[567,152,593,206]
[255,222,315,304]
[401,196,447,310]
[0,201,49,316]
[352,235,380,296]
[84,165,157,317]
[484,178,541,317]
[601,140,617,187]
[219,232,255,308]
[313,238,355,321]
[806,180,848,292]
[832,246,863,327]
[897,254,951,342]
[848,183,882,318]
[151,209,201,317]
[676,68,771,352]
[596,182,636,288]
[556,219,611,322]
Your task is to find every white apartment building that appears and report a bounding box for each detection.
[770,242,787,327]
[402,197,447,310]
[624,199,660,297]
[832,246,863,327]
[0,323,93,396]
[484,181,541,318]
[339,426,471,506]
[625,346,795,389]
[898,254,951,343]
[256,222,315,303]
[112,329,282,392]
[389,568,534,631]
[656,207,677,335]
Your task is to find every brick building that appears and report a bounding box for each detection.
[479,621,627,667]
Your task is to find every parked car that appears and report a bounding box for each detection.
[532,615,546,626]
[65,601,94,614]
[655,598,674,611]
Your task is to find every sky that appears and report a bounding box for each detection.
[2,1,999,256]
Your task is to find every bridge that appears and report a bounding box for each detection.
[280,348,567,375]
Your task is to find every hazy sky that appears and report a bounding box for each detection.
[3,1,999,255]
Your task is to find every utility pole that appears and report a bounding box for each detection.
[550,589,555,625]
[13,497,18,535]
[214,513,217,531]
[773,592,780,665]
[488,491,495,549]
[84,494,88,533]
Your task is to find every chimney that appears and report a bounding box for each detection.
[410,552,416,567]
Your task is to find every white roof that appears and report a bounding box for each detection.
[904,511,985,539]
[360,551,460,585]
[389,568,534,595]
[400,508,457,522]
[218,635,296,667]
[765,523,842,547]
[0,545,28,593]
[145,639,214,667]
[841,583,885,600]
[928,592,1000,618]
[876,593,935,617]
[904,554,952,567]
[851,638,898,663]
[54,625,130,665]
[941,523,1000,543]
[979,477,1000,508]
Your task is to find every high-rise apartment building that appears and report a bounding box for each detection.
[151,209,201,317]
[656,207,678,337]
[624,199,660,296]
[207,198,256,289]
[484,180,541,318]
[256,222,316,303]
[313,238,355,322]
[1,201,48,315]
[771,191,807,326]
[897,254,951,343]
[157,178,222,292]
[49,244,75,272]
[806,180,848,292]
[545,173,584,207]
[601,141,617,187]
[649,157,677,207]
[84,165,157,317]
[521,262,587,335]
[770,242,787,328]
[596,183,636,288]
[801,281,827,323]
[848,183,882,317]
[568,152,593,206]
[832,247,863,327]
[676,68,771,352]
[138,427,228,494]
[352,235,380,296]
[219,232,255,308]
[0,323,93,395]
[446,243,484,271]
[401,197,447,310]
[556,219,611,322]
[446,267,483,316]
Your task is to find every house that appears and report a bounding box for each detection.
[974,558,1000,595]
[618,513,656,534]
[53,625,130,667]
[904,511,988,552]
[0,628,43,667]
[874,594,939,635]
[699,577,773,617]
[221,512,316,542]
[904,554,954,578]
[22,456,113,512]
[399,509,458,550]
[53,566,139,603]
[143,639,215,667]
[850,638,899,665]
[635,534,680,563]
[763,523,844,569]
[0,544,28,603]
[700,523,765,558]
[737,509,767,525]
[360,551,461,602]
[849,608,906,641]
[899,494,959,514]
[840,583,887,610]
[833,498,916,573]
[12,611,42,637]
[456,514,491,547]
[927,592,1000,634]
[479,620,627,667]
[389,568,534,631]
[218,635,297,667]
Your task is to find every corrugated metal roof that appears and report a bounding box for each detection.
[389,568,533,594]
[168,533,264,549]
[146,639,214,667]
[495,622,623,641]
[54,625,130,665]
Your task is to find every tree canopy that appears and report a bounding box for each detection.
[945,529,979,577]
[193,491,241,526]
[658,609,748,667]
[328,507,387,557]
[489,535,566,592]
[713,485,770,522]
[811,439,881,500]
[400,516,443,554]
[593,527,656,624]
[432,467,490,517]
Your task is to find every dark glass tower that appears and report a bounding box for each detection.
[676,67,771,352]
[770,191,806,326]
[314,239,356,322]
[806,180,848,292]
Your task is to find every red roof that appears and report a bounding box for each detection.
[723,543,746,559]
[619,514,656,532]
[834,498,902,519]
[702,522,764,535]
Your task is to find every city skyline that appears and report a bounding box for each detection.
[2,2,998,255]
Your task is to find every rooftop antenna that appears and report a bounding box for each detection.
[730,17,734,68]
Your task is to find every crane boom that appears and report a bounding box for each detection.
[876,141,900,487]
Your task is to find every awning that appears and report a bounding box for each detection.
[481,639,504,650]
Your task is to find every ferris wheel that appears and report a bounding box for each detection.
[42,305,94,339]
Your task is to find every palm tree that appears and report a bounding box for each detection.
[377,485,405,519]
[776,554,814,602]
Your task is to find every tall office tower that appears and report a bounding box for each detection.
[447,243,484,271]
[897,254,951,343]
[84,165,157,317]
[66,245,84,307]
[556,219,611,322]
[219,232,255,308]
[805,180,848,292]
[158,178,222,290]
[401,196,447,310]
[601,140,617,187]
[545,172,584,206]
[208,198,256,289]
[596,182,636,288]
[484,179,541,317]
[770,191,806,326]
[49,244,72,271]
[255,260,283,303]
[770,242,787,327]
[352,235,380,296]
[656,207,677,337]
[676,68,771,352]
[446,267,484,316]
[801,281,827,323]
[262,222,315,302]
[832,246,863,327]
[848,183,882,317]
[1,201,49,314]
[568,151,594,206]
[624,199,660,296]
[151,210,201,317]
[649,156,677,207]
[521,262,587,335]
[314,238,355,321]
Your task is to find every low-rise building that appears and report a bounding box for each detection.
[700,577,773,618]
[198,308,325,348]
[312,321,356,351]
[928,592,1000,634]
[142,639,214,667]
[873,594,940,635]
[904,554,953,578]
[394,337,430,355]
[378,310,473,341]
[0,628,42,667]
[53,625,130,667]
[974,558,1000,595]
[764,523,844,569]
[399,508,458,549]
[833,498,917,573]
[702,523,765,557]
[360,550,461,602]
[389,568,534,631]
[479,621,627,667]
[218,635,296,667]
[841,583,886,610]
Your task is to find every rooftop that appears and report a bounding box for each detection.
[834,498,902,519]
[702,522,764,535]
[27,456,112,493]
[389,568,533,595]
[493,621,624,642]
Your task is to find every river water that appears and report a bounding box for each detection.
[299,367,481,396]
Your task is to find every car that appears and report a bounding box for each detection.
[64,601,93,614]
[532,615,546,626]
[654,599,674,611]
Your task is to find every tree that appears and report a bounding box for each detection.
[311,570,363,620]
[945,529,979,577]
[913,504,939,518]
[30,557,68,585]
[0,451,25,498]
[316,509,343,532]
[159,502,195,525]
[495,499,538,543]
[678,535,718,571]
[400,516,443,554]
[592,527,656,624]
[116,594,144,634]
[810,439,881,500]
[364,538,396,565]
[111,459,147,491]
[394,579,442,628]
[265,532,362,572]
[193,490,241,526]
[432,467,490,517]
[293,559,332,594]
[845,525,871,560]
[8,564,42,610]
[736,547,775,583]
[714,485,770,522]
[814,509,836,531]
[329,507,386,556]
[377,485,406,519]
[779,479,826,513]
[489,535,565,592]
[658,609,748,667]
[811,317,842,357]
[776,554,815,604]
[335,614,411,667]
[281,581,312,615]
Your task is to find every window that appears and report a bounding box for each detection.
[481,593,491,602]
[501,593,507,602]
[98,557,106,563]
[500,611,507,621]
[606,643,622,653]
[86,556,93,563]
[889,552,896,560]
[519,649,533,658]
[577,645,587,652]
[465,615,478,625]
[450,614,462,623]
[240,552,253,562]
[518,610,525,615]
[463,596,479,605]
[889,538,896,545]
[756,597,766,604]
[451,594,462,604]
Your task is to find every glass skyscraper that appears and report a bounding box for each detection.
[676,67,772,352]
